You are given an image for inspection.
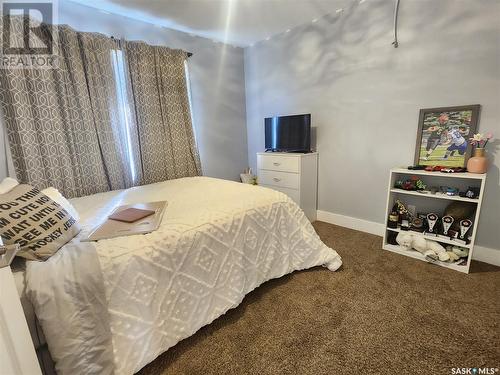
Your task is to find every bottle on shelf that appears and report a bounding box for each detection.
[388,211,399,229]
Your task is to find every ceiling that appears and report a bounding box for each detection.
[67,0,354,47]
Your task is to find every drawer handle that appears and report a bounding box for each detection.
[273,162,281,166]
[273,177,281,182]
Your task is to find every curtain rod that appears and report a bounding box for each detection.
[110,36,193,57]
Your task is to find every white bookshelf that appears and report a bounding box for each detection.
[382,168,486,274]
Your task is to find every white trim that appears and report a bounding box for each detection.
[472,245,500,267]
[316,209,500,266]
[316,210,384,236]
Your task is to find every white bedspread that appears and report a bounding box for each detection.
[26,177,341,375]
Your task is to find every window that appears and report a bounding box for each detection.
[184,60,197,140]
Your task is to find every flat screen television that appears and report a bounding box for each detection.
[264,114,311,152]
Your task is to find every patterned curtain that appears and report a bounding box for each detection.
[0,17,137,197]
[78,33,142,188]
[125,41,201,184]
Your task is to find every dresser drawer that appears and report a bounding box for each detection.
[258,170,300,190]
[261,184,300,204]
[257,154,300,173]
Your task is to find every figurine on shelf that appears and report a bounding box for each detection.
[402,179,415,190]
[392,200,412,222]
[394,176,426,191]
[438,186,448,195]
[461,187,480,199]
[425,165,444,172]
[415,179,426,190]
[441,167,467,173]
[394,180,404,189]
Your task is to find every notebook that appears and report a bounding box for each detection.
[82,201,167,242]
[108,207,155,223]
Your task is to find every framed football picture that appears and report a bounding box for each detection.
[414,105,481,167]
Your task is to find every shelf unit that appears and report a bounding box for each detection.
[383,168,486,274]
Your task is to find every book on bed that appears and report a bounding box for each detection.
[108,207,156,223]
[82,201,167,242]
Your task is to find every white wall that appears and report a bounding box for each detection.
[245,0,500,251]
[0,0,249,182]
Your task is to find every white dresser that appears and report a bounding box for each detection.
[257,152,318,221]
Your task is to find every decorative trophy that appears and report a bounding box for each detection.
[426,213,439,235]
[439,215,454,239]
[458,219,473,244]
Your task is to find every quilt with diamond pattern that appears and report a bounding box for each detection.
[27,177,341,375]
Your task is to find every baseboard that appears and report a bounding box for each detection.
[316,210,385,236]
[316,210,500,266]
[472,245,500,266]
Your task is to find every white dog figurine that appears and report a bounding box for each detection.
[396,232,450,262]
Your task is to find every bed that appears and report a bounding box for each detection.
[15,177,341,375]
[12,264,56,375]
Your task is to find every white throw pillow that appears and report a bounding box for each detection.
[41,187,80,221]
[0,177,19,194]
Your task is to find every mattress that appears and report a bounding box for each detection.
[23,177,342,375]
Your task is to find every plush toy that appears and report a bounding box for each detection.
[445,250,460,262]
[396,232,450,261]
[445,245,469,262]
[452,246,469,258]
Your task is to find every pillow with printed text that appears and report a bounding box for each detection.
[0,184,80,261]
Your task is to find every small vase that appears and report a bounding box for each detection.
[467,148,488,174]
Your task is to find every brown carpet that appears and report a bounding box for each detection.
[138,222,500,375]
